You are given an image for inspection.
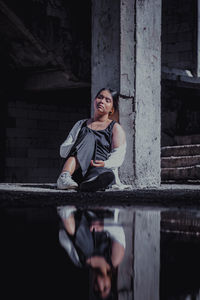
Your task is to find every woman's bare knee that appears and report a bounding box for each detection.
[62,156,79,175]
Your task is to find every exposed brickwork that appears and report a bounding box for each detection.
[162,0,197,73]
[4,88,90,183]
[161,84,200,146]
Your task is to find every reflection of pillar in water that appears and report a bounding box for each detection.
[117,209,134,300]
[133,210,160,300]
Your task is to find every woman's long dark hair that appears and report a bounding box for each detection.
[91,266,118,300]
[95,88,119,113]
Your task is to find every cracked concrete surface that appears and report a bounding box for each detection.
[0,183,200,208]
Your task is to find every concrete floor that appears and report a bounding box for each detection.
[0,182,200,208]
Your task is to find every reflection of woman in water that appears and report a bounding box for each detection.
[57,88,127,192]
[57,206,126,299]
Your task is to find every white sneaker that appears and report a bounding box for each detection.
[57,172,78,190]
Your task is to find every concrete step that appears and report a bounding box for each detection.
[175,134,200,145]
[161,155,200,168]
[161,165,200,181]
[161,144,200,157]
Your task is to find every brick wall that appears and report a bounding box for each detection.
[161,83,200,146]
[3,88,91,183]
[162,0,197,73]
[161,0,200,147]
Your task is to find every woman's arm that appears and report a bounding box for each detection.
[60,119,87,158]
[104,223,126,267]
[111,122,126,149]
[57,206,76,235]
[111,241,125,268]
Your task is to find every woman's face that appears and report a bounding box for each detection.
[94,272,111,299]
[94,90,114,116]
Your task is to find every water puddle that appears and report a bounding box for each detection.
[0,204,200,299]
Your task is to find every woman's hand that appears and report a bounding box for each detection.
[91,160,105,167]
[86,256,111,274]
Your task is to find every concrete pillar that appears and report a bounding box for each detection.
[133,210,160,300]
[134,0,161,187]
[118,0,135,184]
[91,0,161,187]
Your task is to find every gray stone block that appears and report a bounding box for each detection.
[161,155,200,168]
[161,145,200,157]
[162,165,200,180]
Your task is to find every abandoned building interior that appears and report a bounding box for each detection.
[1,2,200,300]
[0,0,199,187]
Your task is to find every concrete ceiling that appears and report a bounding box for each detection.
[0,0,91,92]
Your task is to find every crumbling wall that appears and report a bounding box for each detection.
[161,84,200,146]
[1,0,91,82]
[0,0,91,183]
[162,0,196,74]
[161,0,199,147]
[3,88,90,183]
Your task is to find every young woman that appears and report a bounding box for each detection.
[57,88,126,192]
[57,206,125,299]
